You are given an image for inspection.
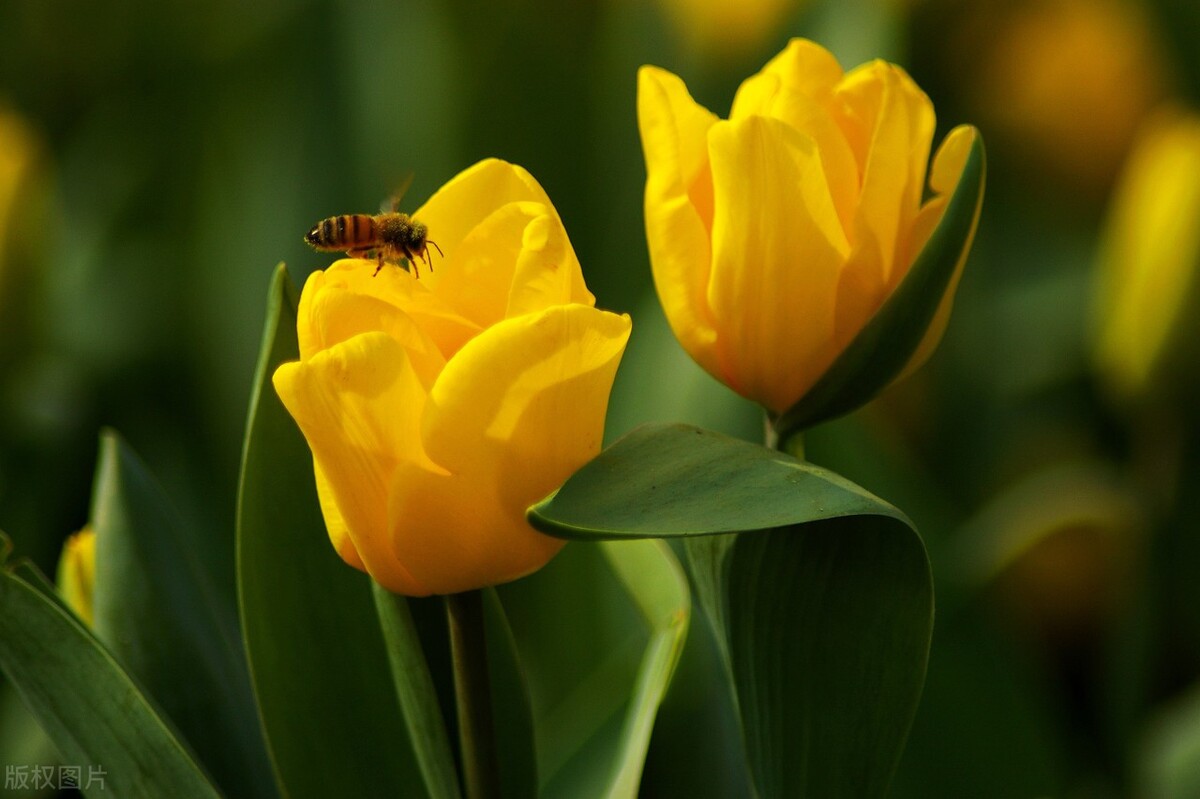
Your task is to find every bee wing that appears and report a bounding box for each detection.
[382,172,415,213]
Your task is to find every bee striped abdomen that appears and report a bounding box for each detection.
[306,214,378,251]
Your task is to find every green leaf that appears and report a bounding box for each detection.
[236,264,427,798]
[372,584,462,799]
[774,129,986,435]
[529,424,933,798]
[0,547,220,798]
[377,587,538,799]
[1139,683,1200,799]
[497,537,689,798]
[89,430,275,798]
[482,588,539,799]
[593,540,690,797]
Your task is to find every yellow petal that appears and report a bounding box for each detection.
[310,259,482,363]
[298,263,447,388]
[384,304,631,595]
[414,159,553,275]
[273,332,435,593]
[706,115,849,413]
[313,460,366,571]
[56,528,96,626]
[428,200,592,331]
[507,209,594,318]
[731,49,859,234]
[404,202,531,331]
[831,62,936,349]
[898,125,981,381]
[836,61,936,286]
[765,38,845,98]
[638,65,722,378]
[296,268,329,362]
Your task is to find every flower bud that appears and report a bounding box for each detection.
[56,527,96,626]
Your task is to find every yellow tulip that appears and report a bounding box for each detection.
[1093,108,1200,402]
[56,527,96,626]
[638,38,978,418]
[274,160,631,596]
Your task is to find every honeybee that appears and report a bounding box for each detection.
[304,178,442,277]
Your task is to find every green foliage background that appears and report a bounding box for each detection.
[3,0,1200,795]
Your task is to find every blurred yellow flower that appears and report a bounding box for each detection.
[56,527,96,626]
[656,0,799,59]
[274,160,631,596]
[968,0,1167,194]
[1093,108,1200,402]
[0,108,41,302]
[638,39,977,416]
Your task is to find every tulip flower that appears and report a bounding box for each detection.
[274,160,631,596]
[638,38,981,430]
[56,527,96,626]
[1093,108,1200,402]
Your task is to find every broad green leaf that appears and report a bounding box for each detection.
[497,537,689,798]
[529,424,933,798]
[0,546,220,798]
[89,430,274,798]
[774,130,986,435]
[236,264,427,798]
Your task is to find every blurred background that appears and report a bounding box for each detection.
[2,0,1200,795]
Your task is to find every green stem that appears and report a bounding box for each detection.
[767,414,805,459]
[445,589,500,799]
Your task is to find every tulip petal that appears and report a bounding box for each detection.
[706,115,849,413]
[638,65,722,378]
[297,264,447,388]
[304,259,481,367]
[312,460,366,571]
[899,125,980,380]
[427,200,593,331]
[427,200,544,328]
[385,304,632,595]
[414,159,554,273]
[731,38,844,120]
[832,61,936,348]
[273,332,433,594]
[507,210,594,318]
[731,63,859,235]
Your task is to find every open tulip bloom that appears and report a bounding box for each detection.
[638,38,983,439]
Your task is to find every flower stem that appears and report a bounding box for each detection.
[767,414,805,459]
[445,589,500,799]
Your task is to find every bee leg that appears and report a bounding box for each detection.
[344,247,378,271]
[374,252,384,276]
